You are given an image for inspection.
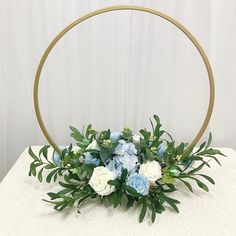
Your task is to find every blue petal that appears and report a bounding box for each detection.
[53,154,61,167]
[53,146,66,166]
[114,140,137,156]
[157,144,166,158]
[126,174,149,195]
[84,153,100,166]
[110,132,121,141]
[106,157,123,178]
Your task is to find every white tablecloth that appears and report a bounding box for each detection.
[0,147,236,236]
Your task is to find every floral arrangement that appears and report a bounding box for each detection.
[28,115,224,223]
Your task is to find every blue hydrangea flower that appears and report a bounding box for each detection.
[106,153,139,178]
[114,140,137,156]
[119,153,139,174]
[157,144,166,158]
[84,153,100,166]
[106,157,123,178]
[126,174,149,195]
[53,146,66,166]
[110,132,121,142]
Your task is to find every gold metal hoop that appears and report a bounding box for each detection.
[34,5,215,155]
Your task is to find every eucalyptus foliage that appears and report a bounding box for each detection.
[28,115,225,223]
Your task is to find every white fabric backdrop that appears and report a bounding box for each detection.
[0,0,236,181]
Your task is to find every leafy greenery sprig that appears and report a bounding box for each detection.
[28,115,225,223]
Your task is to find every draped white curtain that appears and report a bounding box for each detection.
[0,0,236,181]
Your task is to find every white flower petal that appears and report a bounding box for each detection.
[89,166,115,196]
[87,140,100,151]
[139,161,162,183]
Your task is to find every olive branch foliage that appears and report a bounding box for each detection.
[28,115,225,223]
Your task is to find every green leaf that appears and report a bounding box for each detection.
[149,118,155,133]
[121,169,128,182]
[165,199,179,213]
[126,195,135,209]
[57,188,72,195]
[153,115,160,125]
[29,162,43,176]
[38,168,43,182]
[139,129,151,141]
[116,190,122,206]
[73,191,86,200]
[196,180,209,192]
[139,199,147,223]
[151,203,156,223]
[205,133,212,150]
[46,169,58,183]
[177,143,185,155]
[187,162,206,175]
[198,174,215,185]
[39,145,50,159]
[30,163,36,176]
[163,196,180,213]
[195,142,206,153]
[162,175,175,184]
[108,179,120,187]
[100,148,112,164]
[59,181,77,190]
[123,185,142,198]
[67,199,75,208]
[179,179,193,193]
[107,192,119,208]
[64,174,76,184]
[159,192,180,212]
[70,126,84,142]
[42,199,64,204]
[57,202,69,211]
[85,124,92,139]
[76,142,85,148]
[181,146,194,159]
[164,183,177,193]
[189,177,209,192]
[198,148,226,157]
[28,146,39,161]
[47,192,60,200]
[53,173,58,182]
[164,131,174,141]
[208,155,222,166]
[77,194,93,208]
[44,163,56,169]
[149,196,165,214]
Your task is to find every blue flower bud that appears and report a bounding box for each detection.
[53,146,66,166]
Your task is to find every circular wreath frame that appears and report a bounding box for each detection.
[34,5,215,155]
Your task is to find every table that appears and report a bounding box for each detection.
[0,147,236,236]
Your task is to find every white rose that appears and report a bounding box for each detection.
[87,140,100,151]
[132,134,141,143]
[139,161,162,183]
[89,167,115,196]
